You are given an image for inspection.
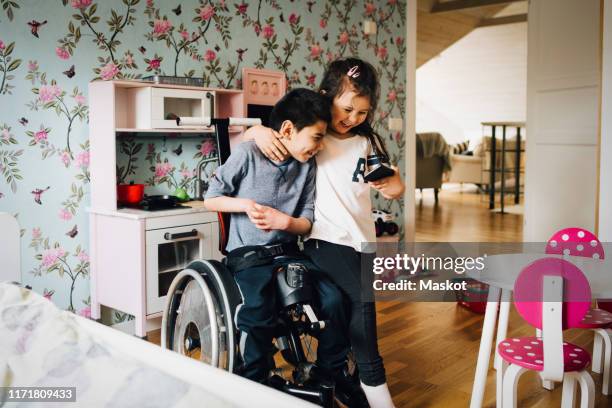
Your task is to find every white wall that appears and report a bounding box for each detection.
[599,0,612,241]
[524,0,601,241]
[416,22,527,146]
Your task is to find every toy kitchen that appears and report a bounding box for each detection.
[88,68,286,337]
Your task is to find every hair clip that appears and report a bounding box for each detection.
[347,65,360,78]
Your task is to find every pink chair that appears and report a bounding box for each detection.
[546,227,612,394]
[498,257,595,407]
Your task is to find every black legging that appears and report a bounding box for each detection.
[304,239,386,386]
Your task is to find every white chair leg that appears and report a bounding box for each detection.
[592,330,604,374]
[600,328,612,395]
[576,370,595,408]
[501,364,525,408]
[536,328,555,391]
[561,372,577,408]
[496,359,507,408]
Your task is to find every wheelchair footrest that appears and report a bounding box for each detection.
[267,374,334,408]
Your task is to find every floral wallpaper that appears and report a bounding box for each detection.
[0,0,406,318]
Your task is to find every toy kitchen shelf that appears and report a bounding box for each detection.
[88,80,246,338]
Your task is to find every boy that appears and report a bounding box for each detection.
[204,88,350,386]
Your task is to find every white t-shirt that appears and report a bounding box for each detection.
[307,133,376,253]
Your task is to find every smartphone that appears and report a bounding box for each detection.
[364,163,395,182]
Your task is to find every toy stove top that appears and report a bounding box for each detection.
[120,195,190,212]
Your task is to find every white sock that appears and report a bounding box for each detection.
[360,381,395,408]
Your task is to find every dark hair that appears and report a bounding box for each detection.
[269,88,331,132]
[318,57,389,158]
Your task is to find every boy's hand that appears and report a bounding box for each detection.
[246,203,290,231]
[369,166,405,200]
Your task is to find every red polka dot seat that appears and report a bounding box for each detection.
[498,337,591,372]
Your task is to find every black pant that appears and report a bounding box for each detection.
[304,239,387,386]
[233,257,350,383]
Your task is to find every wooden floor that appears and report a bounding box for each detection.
[149,188,611,407]
[380,188,611,407]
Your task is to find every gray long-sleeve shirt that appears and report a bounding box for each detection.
[205,141,316,252]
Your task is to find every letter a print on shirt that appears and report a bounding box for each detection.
[352,157,366,183]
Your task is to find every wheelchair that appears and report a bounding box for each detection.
[161,213,342,407]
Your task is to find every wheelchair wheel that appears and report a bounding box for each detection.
[162,260,241,372]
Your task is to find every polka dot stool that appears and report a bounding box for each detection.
[497,258,595,408]
[546,227,612,395]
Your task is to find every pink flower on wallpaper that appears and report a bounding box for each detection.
[200,139,216,156]
[199,5,215,20]
[155,162,174,179]
[388,0,398,5]
[1,128,10,141]
[38,84,62,103]
[74,94,86,105]
[387,89,397,102]
[32,227,41,240]
[180,30,189,40]
[395,132,401,143]
[78,306,91,319]
[237,3,248,14]
[306,74,316,85]
[147,0,153,6]
[42,248,66,268]
[100,62,119,80]
[395,36,404,46]
[147,143,155,154]
[34,129,48,143]
[289,13,298,25]
[204,49,216,62]
[379,111,388,119]
[310,45,322,59]
[254,23,261,36]
[148,58,161,70]
[58,208,73,221]
[377,47,388,59]
[55,47,70,60]
[326,51,335,62]
[124,53,134,66]
[28,60,38,71]
[153,19,173,36]
[77,249,89,262]
[71,0,92,9]
[75,151,89,168]
[365,2,376,15]
[60,151,71,166]
[319,19,327,29]
[262,25,275,40]
[0,40,5,50]
[180,168,193,178]
[339,31,349,45]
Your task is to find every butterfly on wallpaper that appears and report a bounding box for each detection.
[172,4,182,16]
[301,66,306,72]
[63,65,75,79]
[279,13,285,23]
[43,289,55,300]
[214,45,221,52]
[323,33,329,42]
[27,20,47,38]
[66,224,78,238]
[236,48,247,61]
[18,117,28,126]
[31,186,50,205]
[138,46,146,54]
[172,144,183,156]
[307,1,315,12]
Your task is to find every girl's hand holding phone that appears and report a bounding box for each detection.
[369,166,405,199]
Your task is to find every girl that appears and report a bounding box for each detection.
[246,58,404,408]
